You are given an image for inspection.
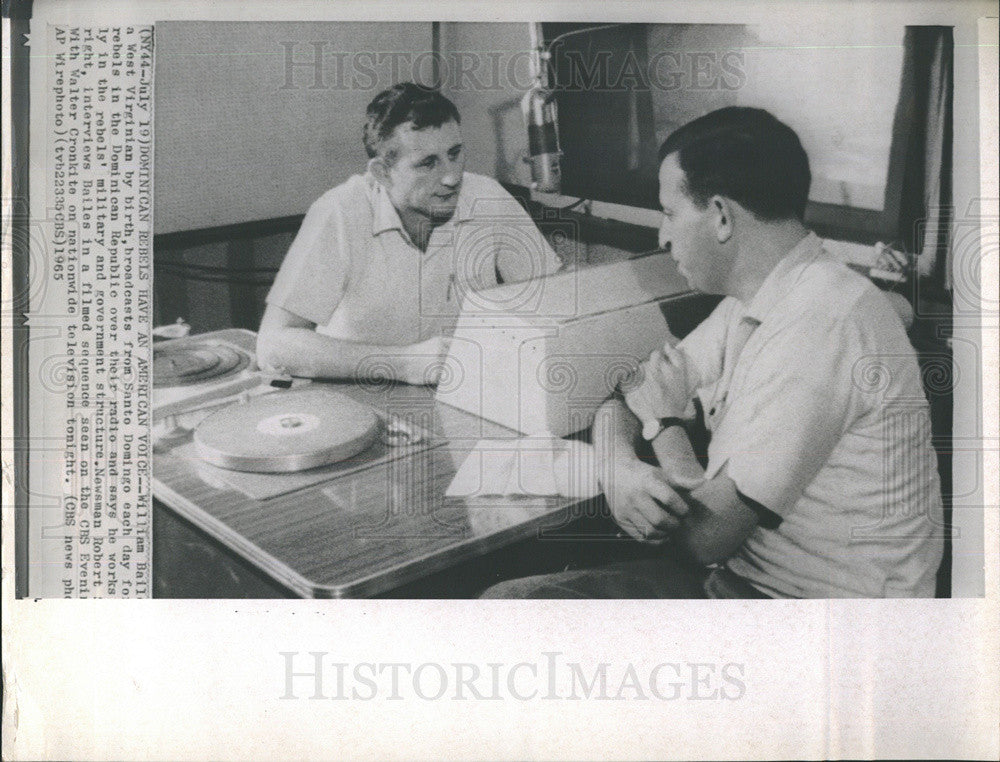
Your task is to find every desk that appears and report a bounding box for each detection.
[152,382,593,598]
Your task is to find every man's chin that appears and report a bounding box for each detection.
[429,201,458,223]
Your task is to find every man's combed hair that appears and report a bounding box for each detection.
[659,107,811,221]
[363,82,461,161]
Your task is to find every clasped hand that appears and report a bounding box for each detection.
[602,454,700,544]
[622,343,691,437]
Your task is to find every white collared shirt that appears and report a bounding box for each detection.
[267,171,561,345]
[676,233,944,598]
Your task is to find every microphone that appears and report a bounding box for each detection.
[521,83,561,194]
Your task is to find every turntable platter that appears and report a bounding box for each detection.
[154,343,250,388]
[193,387,381,473]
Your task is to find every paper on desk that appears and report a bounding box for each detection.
[445,433,601,499]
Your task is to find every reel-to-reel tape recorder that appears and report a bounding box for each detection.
[152,329,431,480]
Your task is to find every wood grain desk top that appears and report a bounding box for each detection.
[152,381,589,598]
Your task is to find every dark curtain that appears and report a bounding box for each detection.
[892,26,954,290]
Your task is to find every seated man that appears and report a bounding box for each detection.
[483,107,943,599]
[257,82,561,384]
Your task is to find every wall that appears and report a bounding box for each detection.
[438,22,535,188]
[153,21,654,332]
[441,21,911,233]
[153,229,295,332]
[153,20,434,330]
[154,21,433,233]
[439,22,666,231]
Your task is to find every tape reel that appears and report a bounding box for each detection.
[194,387,381,473]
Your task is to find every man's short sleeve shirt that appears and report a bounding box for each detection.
[266,171,561,345]
[676,233,943,598]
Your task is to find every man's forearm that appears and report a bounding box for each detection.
[672,474,758,566]
[594,393,758,565]
[257,326,415,381]
[592,398,643,482]
[650,426,705,485]
[594,398,703,479]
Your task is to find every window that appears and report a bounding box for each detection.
[547,23,924,245]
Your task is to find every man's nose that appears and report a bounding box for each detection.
[658,218,671,250]
[440,153,464,188]
[440,168,461,189]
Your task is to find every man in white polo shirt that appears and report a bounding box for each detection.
[257,82,561,384]
[483,107,943,599]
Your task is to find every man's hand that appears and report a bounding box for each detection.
[601,453,696,544]
[399,335,451,386]
[622,343,691,439]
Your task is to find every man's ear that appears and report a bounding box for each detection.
[369,156,391,187]
[711,196,734,244]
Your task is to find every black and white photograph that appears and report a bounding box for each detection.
[3,0,998,759]
[144,17,976,600]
